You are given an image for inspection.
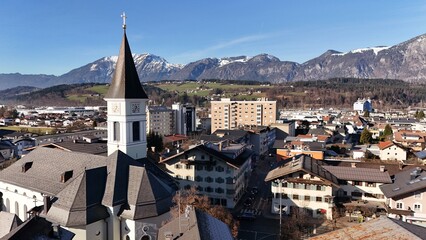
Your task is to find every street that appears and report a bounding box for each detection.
[235,154,280,240]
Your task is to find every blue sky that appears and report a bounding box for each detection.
[1,0,426,75]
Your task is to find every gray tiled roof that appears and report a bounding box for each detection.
[322,166,392,183]
[0,212,22,238]
[308,216,424,240]
[105,32,148,99]
[102,150,141,207]
[49,140,108,156]
[380,166,426,198]
[120,165,174,220]
[158,208,233,240]
[264,155,339,186]
[46,167,110,227]
[0,147,106,196]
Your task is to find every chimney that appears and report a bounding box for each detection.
[380,165,385,172]
[164,232,173,240]
[219,142,223,151]
[60,170,73,183]
[351,163,356,168]
[21,162,33,172]
[43,195,52,214]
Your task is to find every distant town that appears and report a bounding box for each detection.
[1,13,426,240]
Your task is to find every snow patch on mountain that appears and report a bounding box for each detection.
[218,56,250,67]
[332,46,390,56]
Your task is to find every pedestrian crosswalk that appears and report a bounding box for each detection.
[240,209,262,216]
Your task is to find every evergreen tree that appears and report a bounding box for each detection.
[383,124,393,138]
[363,111,370,117]
[418,110,425,119]
[360,128,372,144]
[147,131,164,152]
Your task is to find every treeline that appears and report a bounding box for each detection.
[266,78,426,109]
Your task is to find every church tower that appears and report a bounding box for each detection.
[105,14,148,159]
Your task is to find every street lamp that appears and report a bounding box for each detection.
[275,179,286,238]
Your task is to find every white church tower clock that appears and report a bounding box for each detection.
[105,13,148,159]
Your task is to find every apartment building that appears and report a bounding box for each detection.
[146,106,175,136]
[210,98,276,133]
[265,155,338,219]
[160,144,253,208]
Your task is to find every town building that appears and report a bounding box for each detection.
[147,106,175,136]
[380,166,426,226]
[210,98,276,133]
[353,98,372,113]
[172,103,197,135]
[160,143,253,208]
[265,155,338,219]
[378,141,408,162]
[0,24,179,240]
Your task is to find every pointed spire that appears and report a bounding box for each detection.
[105,14,148,99]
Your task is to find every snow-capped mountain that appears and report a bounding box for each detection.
[2,33,426,90]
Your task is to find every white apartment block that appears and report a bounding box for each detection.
[146,106,175,136]
[211,98,276,133]
[160,144,253,208]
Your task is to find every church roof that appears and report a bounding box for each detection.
[158,208,233,240]
[0,212,22,238]
[105,32,148,99]
[46,167,110,227]
[120,165,174,220]
[102,150,141,207]
[0,147,106,196]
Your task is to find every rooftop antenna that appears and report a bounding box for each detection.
[121,12,127,31]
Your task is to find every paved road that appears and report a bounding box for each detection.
[236,154,280,240]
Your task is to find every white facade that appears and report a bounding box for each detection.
[387,190,426,226]
[270,172,334,219]
[379,144,407,161]
[353,98,372,112]
[105,98,148,159]
[336,181,386,202]
[162,147,251,208]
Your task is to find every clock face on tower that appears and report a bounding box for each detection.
[131,103,141,114]
[111,103,120,114]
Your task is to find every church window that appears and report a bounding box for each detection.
[15,202,19,217]
[133,122,140,141]
[113,122,120,141]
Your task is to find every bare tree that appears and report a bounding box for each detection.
[170,187,239,237]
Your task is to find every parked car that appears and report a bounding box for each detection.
[237,212,257,221]
[244,198,253,207]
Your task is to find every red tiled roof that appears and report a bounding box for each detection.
[378,141,394,150]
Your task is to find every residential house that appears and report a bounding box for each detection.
[274,140,325,161]
[394,131,426,151]
[379,141,408,162]
[323,164,392,202]
[380,166,426,226]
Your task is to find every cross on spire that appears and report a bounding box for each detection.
[121,12,127,30]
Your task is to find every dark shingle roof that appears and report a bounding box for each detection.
[105,32,148,99]
[161,144,253,169]
[120,165,174,220]
[264,155,339,186]
[380,166,426,198]
[0,148,106,196]
[46,167,110,227]
[322,165,392,183]
[44,141,108,156]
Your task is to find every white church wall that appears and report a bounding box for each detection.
[0,182,44,221]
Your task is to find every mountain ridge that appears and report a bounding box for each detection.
[1,33,426,90]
